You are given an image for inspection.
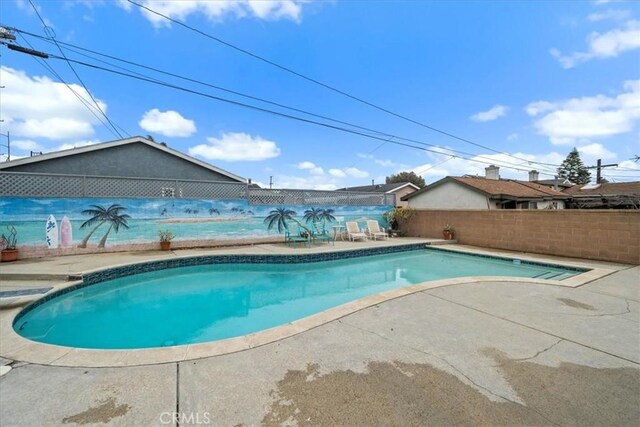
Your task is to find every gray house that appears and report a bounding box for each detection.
[0,136,245,182]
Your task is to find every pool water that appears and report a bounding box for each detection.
[15,250,580,349]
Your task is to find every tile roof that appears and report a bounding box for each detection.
[403,176,569,201]
[450,177,568,198]
[562,182,640,196]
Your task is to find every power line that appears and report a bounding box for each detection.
[50,55,559,175]
[14,36,123,139]
[126,0,561,169]
[28,0,126,139]
[2,39,561,176]
[12,28,561,175]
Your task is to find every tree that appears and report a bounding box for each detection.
[385,171,426,188]
[557,148,591,185]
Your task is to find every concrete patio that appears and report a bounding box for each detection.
[0,242,638,426]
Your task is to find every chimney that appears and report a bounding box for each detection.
[528,170,539,182]
[371,179,374,186]
[485,165,500,180]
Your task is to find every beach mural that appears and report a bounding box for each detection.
[0,197,392,249]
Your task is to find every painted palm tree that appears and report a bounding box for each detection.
[319,208,336,226]
[209,208,220,216]
[78,204,128,248]
[97,210,131,248]
[263,208,310,235]
[303,208,324,224]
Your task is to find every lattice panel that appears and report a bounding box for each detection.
[179,181,246,199]
[248,189,391,206]
[1,172,393,205]
[85,177,177,198]
[0,173,84,197]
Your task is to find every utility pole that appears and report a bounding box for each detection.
[587,159,618,184]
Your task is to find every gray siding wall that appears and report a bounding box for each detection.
[4,143,240,182]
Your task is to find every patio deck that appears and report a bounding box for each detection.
[0,240,637,425]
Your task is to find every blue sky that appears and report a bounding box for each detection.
[1,0,639,188]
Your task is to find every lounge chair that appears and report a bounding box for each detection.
[285,226,311,248]
[346,221,368,242]
[311,222,334,245]
[366,220,389,240]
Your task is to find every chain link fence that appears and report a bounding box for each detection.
[0,172,394,206]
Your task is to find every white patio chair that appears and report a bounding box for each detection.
[366,220,389,240]
[346,221,368,242]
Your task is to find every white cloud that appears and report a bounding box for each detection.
[587,9,631,22]
[54,139,100,151]
[122,0,306,27]
[8,138,99,155]
[296,161,324,175]
[1,66,107,140]
[11,140,44,151]
[138,109,197,137]
[576,142,616,160]
[550,20,640,68]
[188,132,280,162]
[344,167,369,178]
[507,133,519,141]
[328,166,369,178]
[470,105,509,122]
[329,168,346,178]
[602,159,640,182]
[273,174,338,190]
[525,80,640,144]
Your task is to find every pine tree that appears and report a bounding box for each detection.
[386,171,426,188]
[557,148,591,185]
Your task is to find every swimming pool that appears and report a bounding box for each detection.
[14,247,583,349]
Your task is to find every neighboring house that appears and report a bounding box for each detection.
[339,182,420,207]
[563,182,640,209]
[402,166,568,209]
[0,136,246,183]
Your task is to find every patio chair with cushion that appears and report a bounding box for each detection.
[366,220,389,240]
[346,221,368,242]
[285,226,311,248]
[311,222,334,246]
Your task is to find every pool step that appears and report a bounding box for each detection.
[532,271,575,281]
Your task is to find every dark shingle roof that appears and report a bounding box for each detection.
[338,182,419,193]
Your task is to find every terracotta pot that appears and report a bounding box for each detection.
[1,249,18,262]
[160,241,172,251]
[442,230,454,241]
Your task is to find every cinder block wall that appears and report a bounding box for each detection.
[402,210,640,264]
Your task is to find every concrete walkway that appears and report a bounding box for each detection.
[0,262,638,426]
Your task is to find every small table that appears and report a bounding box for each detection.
[332,225,345,241]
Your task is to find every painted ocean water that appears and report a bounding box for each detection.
[0,197,391,246]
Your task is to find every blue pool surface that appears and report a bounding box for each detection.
[15,249,581,349]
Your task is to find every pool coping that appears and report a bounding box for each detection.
[0,244,624,368]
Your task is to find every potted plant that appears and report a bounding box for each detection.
[383,207,416,237]
[443,224,455,240]
[1,225,18,262]
[158,229,175,251]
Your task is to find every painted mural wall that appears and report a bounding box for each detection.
[0,197,392,250]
